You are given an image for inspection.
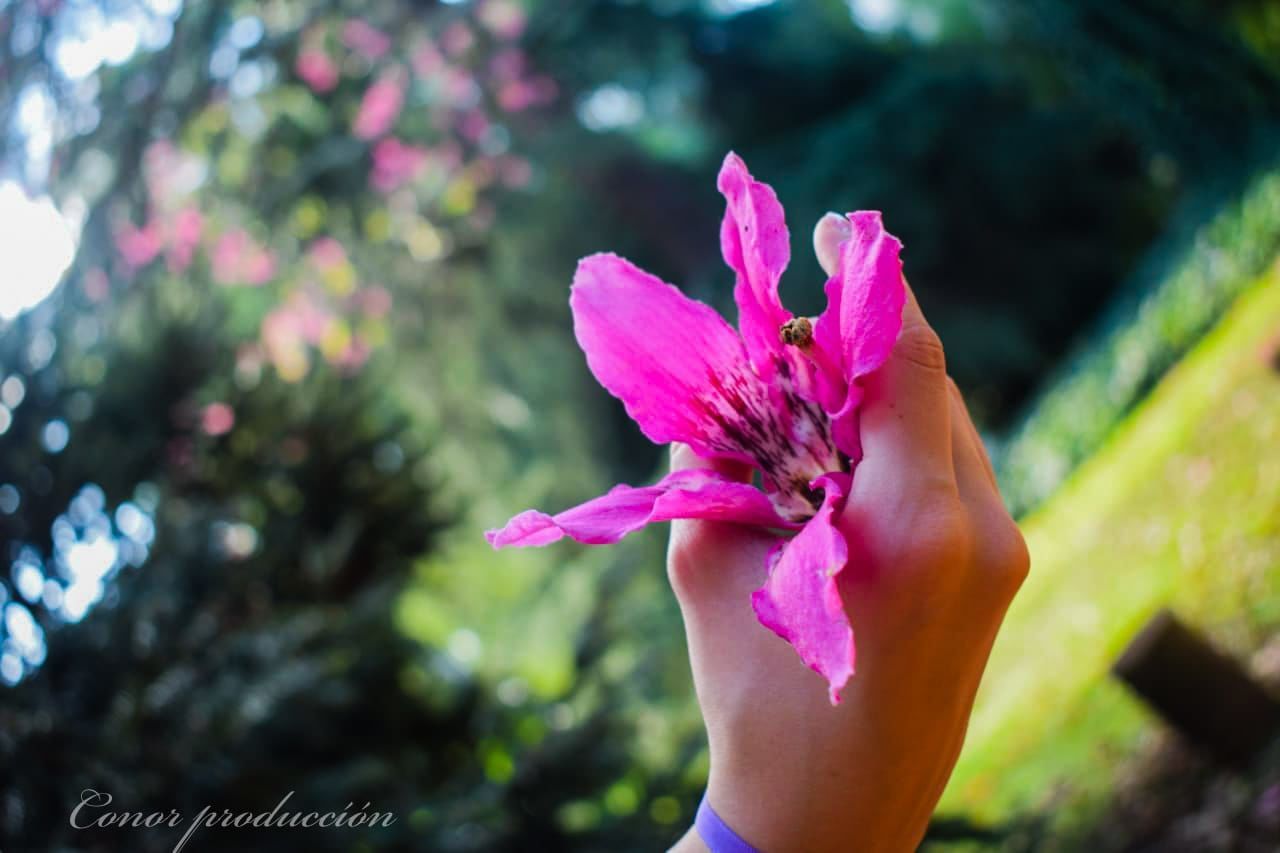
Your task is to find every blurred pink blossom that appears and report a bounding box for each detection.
[307,236,349,271]
[333,337,371,373]
[353,71,405,140]
[370,137,429,192]
[487,48,555,112]
[116,220,163,270]
[282,291,335,345]
[357,285,392,318]
[262,307,302,349]
[342,19,391,61]
[261,307,310,380]
[489,48,527,81]
[201,402,236,437]
[441,21,475,57]
[410,39,444,78]
[211,229,277,286]
[166,206,204,272]
[296,48,339,93]
[498,76,556,112]
[478,0,527,41]
[459,109,491,143]
[441,67,481,108]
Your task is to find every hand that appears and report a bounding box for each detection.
[667,274,1029,852]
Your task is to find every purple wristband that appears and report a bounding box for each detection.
[695,793,762,853]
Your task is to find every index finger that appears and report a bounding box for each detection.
[854,280,955,496]
[816,214,954,495]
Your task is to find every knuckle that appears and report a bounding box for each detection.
[896,323,947,373]
[984,518,1030,591]
[895,495,971,567]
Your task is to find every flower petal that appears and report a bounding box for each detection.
[717,152,792,374]
[750,474,854,704]
[813,211,904,382]
[571,252,769,463]
[811,211,905,458]
[485,468,797,549]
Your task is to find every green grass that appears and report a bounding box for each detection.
[999,164,1280,516]
[939,264,1280,833]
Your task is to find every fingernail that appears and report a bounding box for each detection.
[813,212,850,278]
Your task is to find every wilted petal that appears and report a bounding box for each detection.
[485,468,796,549]
[750,474,854,704]
[811,211,904,458]
[718,152,792,374]
[571,252,767,463]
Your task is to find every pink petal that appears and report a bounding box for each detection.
[717,152,792,375]
[814,212,905,379]
[571,252,766,464]
[116,220,163,270]
[352,72,405,140]
[296,49,339,93]
[485,468,797,549]
[811,211,905,458]
[341,19,391,61]
[751,474,854,704]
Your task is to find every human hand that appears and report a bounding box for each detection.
[668,224,1029,853]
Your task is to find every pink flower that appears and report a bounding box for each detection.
[459,109,490,143]
[478,0,527,41]
[307,236,349,271]
[489,48,526,81]
[200,402,235,437]
[369,137,429,192]
[166,206,203,272]
[441,21,475,57]
[352,71,405,140]
[296,48,339,93]
[332,337,371,373]
[116,220,163,270]
[261,306,310,381]
[440,67,480,109]
[341,19,391,61]
[410,39,444,78]
[486,154,905,704]
[497,76,556,112]
[211,229,277,286]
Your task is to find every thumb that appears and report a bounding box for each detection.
[669,441,752,480]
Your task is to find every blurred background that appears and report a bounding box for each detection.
[0,0,1278,850]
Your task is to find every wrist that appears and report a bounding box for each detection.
[703,745,934,853]
[669,827,709,853]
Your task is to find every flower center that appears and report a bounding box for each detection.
[698,357,843,523]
